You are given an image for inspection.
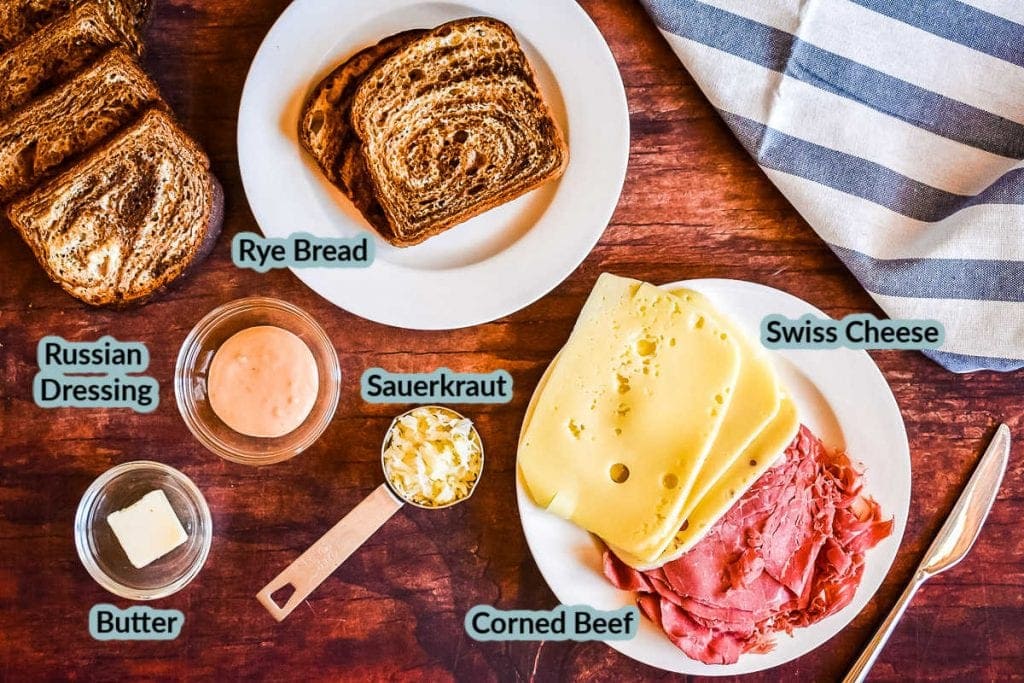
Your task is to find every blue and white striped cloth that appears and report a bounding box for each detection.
[641,0,1024,372]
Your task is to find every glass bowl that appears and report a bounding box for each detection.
[74,461,212,600]
[175,297,341,466]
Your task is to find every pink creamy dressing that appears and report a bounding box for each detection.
[207,326,318,438]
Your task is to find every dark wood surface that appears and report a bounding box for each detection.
[1,0,1021,680]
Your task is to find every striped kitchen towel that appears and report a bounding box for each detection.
[640,0,1024,372]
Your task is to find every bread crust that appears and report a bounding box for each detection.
[298,29,424,189]
[348,17,569,247]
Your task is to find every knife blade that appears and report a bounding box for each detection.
[918,423,1011,578]
[843,423,1011,683]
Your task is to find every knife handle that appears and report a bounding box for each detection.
[842,570,926,683]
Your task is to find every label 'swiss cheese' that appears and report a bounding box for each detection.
[518,274,742,558]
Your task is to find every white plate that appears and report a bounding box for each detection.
[238,0,629,330]
[516,279,910,676]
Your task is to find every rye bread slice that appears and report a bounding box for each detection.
[299,29,425,242]
[0,0,143,117]
[6,108,223,306]
[0,47,162,203]
[349,17,568,247]
[0,0,151,53]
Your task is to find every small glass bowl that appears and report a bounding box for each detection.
[74,461,212,600]
[175,297,341,466]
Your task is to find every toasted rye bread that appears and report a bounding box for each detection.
[299,29,425,242]
[0,48,162,203]
[0,0,151,53]
[299,30,425,193]
[6,109,223,306]
[349,18,568,247]
[0,0,143,117]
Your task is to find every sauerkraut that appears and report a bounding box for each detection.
[382,406,483,507]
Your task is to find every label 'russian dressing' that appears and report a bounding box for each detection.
[33,336,158,412]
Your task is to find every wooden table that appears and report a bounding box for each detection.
[1,0,1021,680]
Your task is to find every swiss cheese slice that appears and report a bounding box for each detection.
[606,287,783,564]
[668,289,782,526]
[517,274,742,557]
[612,395,800,570]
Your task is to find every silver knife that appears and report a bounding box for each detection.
[843,423,1011,683]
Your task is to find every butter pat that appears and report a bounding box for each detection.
[107,490,188,569]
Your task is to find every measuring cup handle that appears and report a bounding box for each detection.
[256,483,403,621]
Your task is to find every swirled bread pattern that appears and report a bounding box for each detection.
[350,18,567,246]
[6,109,223,306]
[0,48,162,202]
[300,30,425,241]
[0,0,143,117]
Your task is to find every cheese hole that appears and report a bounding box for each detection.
[749,459,758,467]
[680,519,689,531]
[567,419,584,439]
[662,473,678,489]
[695,317,705,329]
[609,463,630,483]
[635,338,657,356]
[714,394,724,404]
[720,333,728,340]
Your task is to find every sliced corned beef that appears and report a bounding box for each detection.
[604,425,893,665]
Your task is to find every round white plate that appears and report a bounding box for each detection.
[516,279,910,676]
[238,0,629,330]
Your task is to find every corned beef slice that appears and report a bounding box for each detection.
[605,426,893,665]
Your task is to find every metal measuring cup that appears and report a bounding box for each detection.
[257,406,483,621]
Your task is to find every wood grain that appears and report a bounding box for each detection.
[1,0,1022,680]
